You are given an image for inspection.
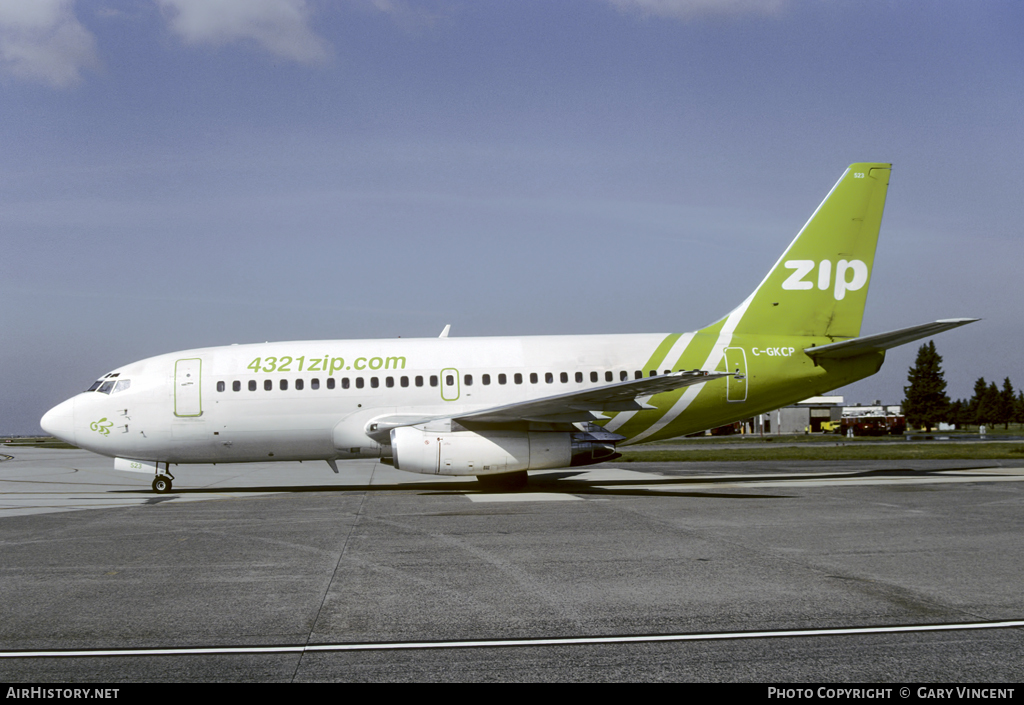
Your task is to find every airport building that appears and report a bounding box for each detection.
[720,398,904,436]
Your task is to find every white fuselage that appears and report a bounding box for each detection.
[42,332,680,467]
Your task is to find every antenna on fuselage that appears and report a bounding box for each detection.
[439,324,451,338]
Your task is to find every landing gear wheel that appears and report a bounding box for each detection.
[152,476,172,493]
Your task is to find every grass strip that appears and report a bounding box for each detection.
[619,443,1024,463]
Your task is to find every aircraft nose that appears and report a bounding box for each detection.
[41,398,76,445]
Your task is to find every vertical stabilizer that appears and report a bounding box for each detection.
[728,163,891,340]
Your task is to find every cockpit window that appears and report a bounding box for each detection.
[87,380,103,392]
[97,380,115,394]
[112,379,131,394]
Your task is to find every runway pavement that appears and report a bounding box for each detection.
[2,447,1023,682]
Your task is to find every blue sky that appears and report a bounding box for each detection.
[2,0,1022,433]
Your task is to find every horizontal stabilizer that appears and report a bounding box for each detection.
[803,318,979,360]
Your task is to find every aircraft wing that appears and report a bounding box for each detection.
[364,370,730,439]
[455,370,730,424]
[803,318,978,360]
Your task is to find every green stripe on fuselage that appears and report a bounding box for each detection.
[646,332,682,372]
[612,320,726,440]
[625,335,886,443]
[597,332,680,430]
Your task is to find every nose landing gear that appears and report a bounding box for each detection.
[151,463,175,493]
[152,476,172,493]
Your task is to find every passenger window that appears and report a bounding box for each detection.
[264,380,272,391]
[635,371,642,379]
[620,371,628,381]
[546,372,554,383]
[446,375,454,386]
[415,376,423,387]
[559,372,567,383]
[342,378,350,389]
[249,380,257,391]
[514,373,523,384]
[530,373,538,384]
[482,374,490,385]
[233,381,241,392]
[356,378,364,389]
[498,373,507,385]
[464,374,473,386]
[606,371,613,382]
[328,378,336,389]
[311,378,319,390]
[370,377,379,388]
[590,372,598,383]
[576,372,583,383]
[386,377,394,388]
[649,370,657,377]
[430,375,438,387]
[401,376,409,387]
[280,379,288,390]
[295,379,304,390]
[217,381,225,392]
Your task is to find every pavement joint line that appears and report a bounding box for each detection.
[3,620,1023,659]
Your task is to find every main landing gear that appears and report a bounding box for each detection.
[152,463,175,493]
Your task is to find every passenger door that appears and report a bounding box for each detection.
[174,358,203,417]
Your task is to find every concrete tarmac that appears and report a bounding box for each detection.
[2,447,1023,682]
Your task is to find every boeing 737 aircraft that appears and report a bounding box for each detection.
[41,163,976,492]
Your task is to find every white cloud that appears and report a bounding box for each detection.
[606,0,787,19]
[0,0,99,87]
[157,0,330,64]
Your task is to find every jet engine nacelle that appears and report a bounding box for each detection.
[390,427,620,477]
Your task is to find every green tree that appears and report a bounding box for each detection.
[968,377,987,426]
[902,341,949,431]
[947,399,965,427]
[998,378,1016,429]
[973,379,1001,427]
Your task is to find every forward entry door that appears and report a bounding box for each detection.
[174,358,203,417]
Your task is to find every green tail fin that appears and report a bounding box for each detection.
[729,163,891,340]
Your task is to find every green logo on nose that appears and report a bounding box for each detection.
[90,418,113,436]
